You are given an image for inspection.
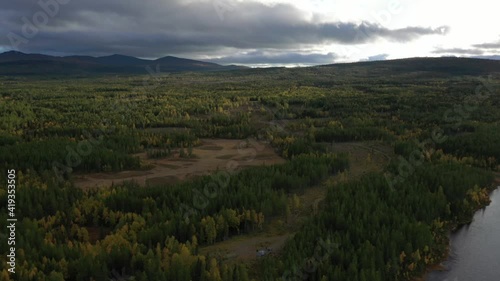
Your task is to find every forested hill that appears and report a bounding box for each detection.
[320,57,500,76]
[0,51,247,75]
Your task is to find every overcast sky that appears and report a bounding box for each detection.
[1,0,499,66]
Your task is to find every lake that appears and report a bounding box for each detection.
[426,188,500,281]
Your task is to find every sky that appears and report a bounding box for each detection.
[1,0,499,66]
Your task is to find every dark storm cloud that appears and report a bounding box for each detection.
[1,0,449,59]
[432,48,485,55]
[207,51,337,65]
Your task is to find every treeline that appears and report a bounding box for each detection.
[394,123,500,171]
[101,153,348,242]
[0,153,348,281]
[256,160,493,281]
[0,129,206,175]
[437,124,500,170]
[0,138,140,174]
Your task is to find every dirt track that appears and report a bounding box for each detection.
[198,141,394,263]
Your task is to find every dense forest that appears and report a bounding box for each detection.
[1,58,499,280]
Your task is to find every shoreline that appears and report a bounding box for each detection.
[413,240,450,281]
[414,182,499,281]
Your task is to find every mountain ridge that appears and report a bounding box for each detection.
[1,51,500,76]
[0,51,247,75]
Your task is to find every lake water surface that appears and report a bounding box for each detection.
[426,188,500,281]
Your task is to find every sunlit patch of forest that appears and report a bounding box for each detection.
[1,62,499,280]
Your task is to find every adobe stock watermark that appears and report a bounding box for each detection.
[282,237,338,281]
[7,0,71,49]
[212,0,235,21]
[385,75,496,190]
[336,0,404,58]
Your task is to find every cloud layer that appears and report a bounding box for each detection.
[207,50,337,65]
[432,48,485,55]
[473,40,500,50]
[432,38,500,58]
[1,0,449,64]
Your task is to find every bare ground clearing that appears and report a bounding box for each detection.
[74,138,285,189]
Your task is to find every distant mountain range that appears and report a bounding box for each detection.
[0,51,247,75]
[1,51,500,76]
